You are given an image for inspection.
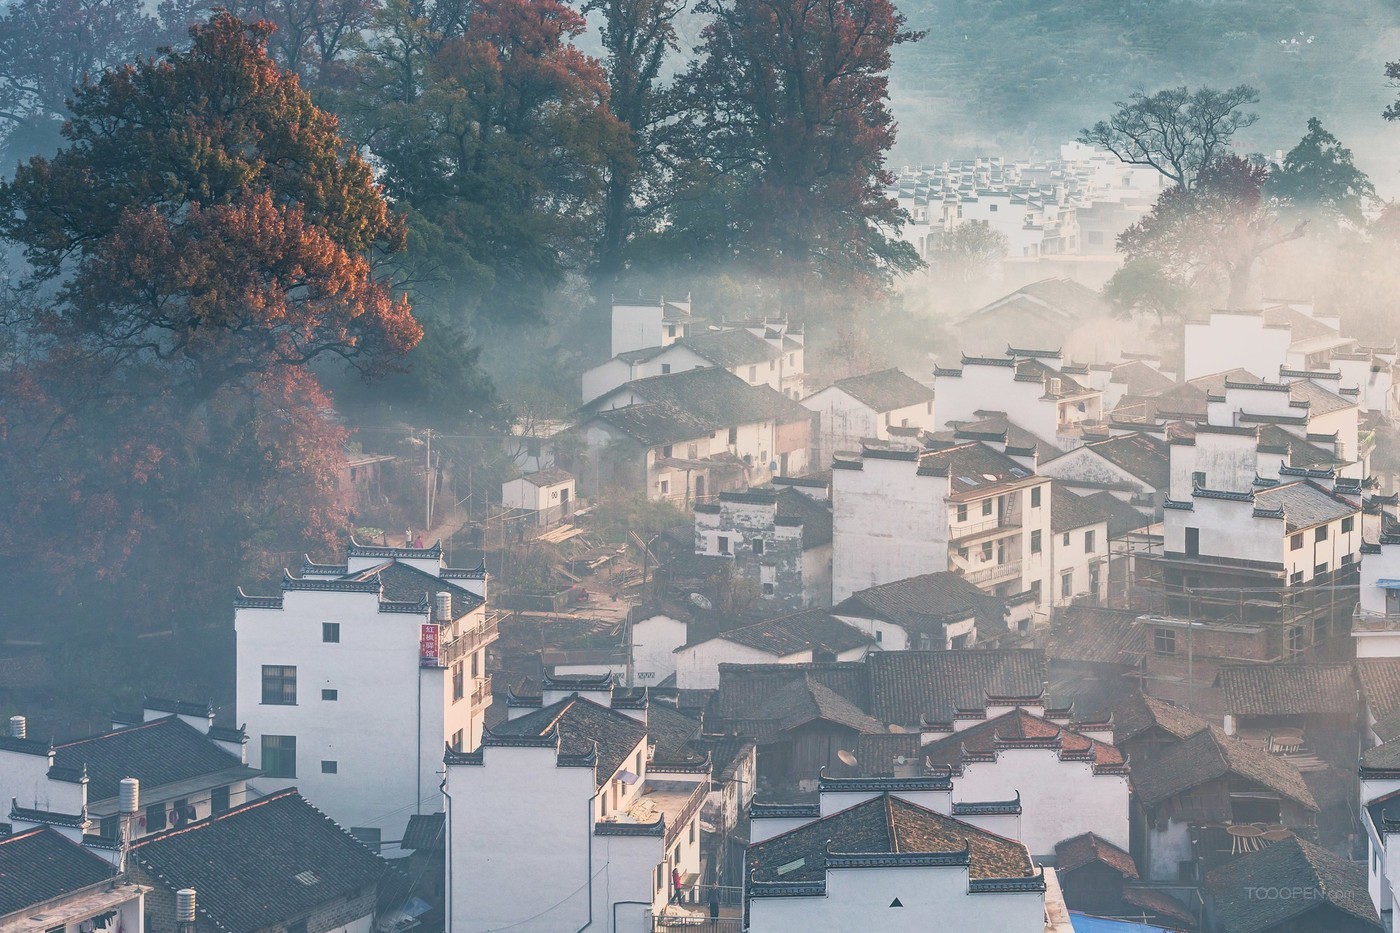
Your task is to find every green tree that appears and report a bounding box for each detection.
[1079,85,1258,190]
[1110,155,1304,313]
[665,0,923,318]
[1268,117,1376,227]
[927,221,1008,285]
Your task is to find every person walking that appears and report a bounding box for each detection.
[671,865,684,904]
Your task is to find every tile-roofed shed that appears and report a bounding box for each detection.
[710,609,872,657]
[833,571,1004,640]
[1050,483,1115,534]
[0,827,116,918]
[1357,659,1400,720]
[1111,693,1211,745]
[54,716,251,803]
[1218,663,1357,717]
[868,649,1047,727]
[488,694,647,786]
[1205,836,1380,933]
[130,790,386,933]
[1079,433,1169,489]
[679,329,782,368]
[747,793,1035,885]
[1054,832,1138,878]
[1133,726,1316,811]
[1252,480,1358,534]
[824,368,934,413]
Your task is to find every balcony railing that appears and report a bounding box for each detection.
[471,673,493,708]
[442,612,503,665]
[652,918,742,932]
[948,515,1022,547]
[952,555,1023,586]
[1354,606,1400,632]
[664,781,711,847]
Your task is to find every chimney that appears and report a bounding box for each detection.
[8,716,25,739]
[177,889,197,933]
[434,591,452,622]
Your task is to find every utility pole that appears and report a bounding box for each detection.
[424,428,433,532]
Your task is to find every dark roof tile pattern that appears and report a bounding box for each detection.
[914,441,1036,493]
[1134,726,1316,810]
[1252,481,1358,534]
[710,662,869,725]
[338,560,484,611]
[131,790,386,933]
[1111,693,1211,745]
[54,716,245,802]
[773,486,833,549]
[869,649,1047,727]
[1054,832,1138,878]
[833,572,1003,638]
[1357,659,1400,720]
[1083,491,1152,538]
[825,368,934,412]
[1218,663,1356,716]
[1051,483,1115,534]
[0,827,115,917]
[586,368,810,446]
[489,694,647,786]
[1206,836,1380,933]
[747,793,1035,885]
[713,609,872,657]
[680,329,782,368]
[1081,433,1169,489]
[920,708,1124,770]
[1043,607,1147,667]
[402,812,445,853]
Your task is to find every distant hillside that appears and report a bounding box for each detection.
[885,0,1400,195]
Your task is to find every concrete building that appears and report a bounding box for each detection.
[1048,484,1113,608]
[830,441,1052,614]
[234,539,497,851]
[443,693,710,932]
[799,368,935,465]
[693,486,833,609]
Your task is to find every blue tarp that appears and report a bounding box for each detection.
[1069,912,1177,933]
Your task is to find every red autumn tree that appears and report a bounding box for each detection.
[0,14,418,654]
[669,0,923,316]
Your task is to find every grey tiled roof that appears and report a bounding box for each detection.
[1357,659,1400,720]
[712,609,872,657]
[586,367,810,446]
[747,793,1035,885]
[1252,480,1358,533]
[1206,836,1379,933]
[337,559,485,611]
[773,486,832,549]
[1081,433,1169,489]
[1111,693,1211,744]
[824,368,934,412]
[1218,663,1356,716]
[0,827,115,917]
[1083,491,1152,538]
[868,649,1047,727]
[709,662,869,726]
[1133,726,1316,810]
[131,790,386,933]
[1043,606,1147,667]
[680,329,781,368]
[402,812,445,853]
[915,441,1036,493]
[54,716,246,803]
[833,571,1004,639]
[489,694,647,786]
[1050,483,1114,534]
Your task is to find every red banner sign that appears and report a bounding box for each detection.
[420,623,440,667]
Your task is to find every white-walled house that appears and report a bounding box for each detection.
[574,367,814,503]
[800,368,935,465]
[1039,431,1169,516]
[1356,534,1400,659]
[0,827,147,933]
[919,706,1130,859]
[831,571,1008,650]
[500,467,575,525]
[933,352,1105,452]
[745,781,1049,932]
[693,486,833,609]
[1184,302,1356,383]
[1048,484,1112,607]
[673,609,873,690]
[444,693,710,932]
[235,539,498,852]
[611,295,693,357]
[830,442,1053,616]
[0,699,255,849]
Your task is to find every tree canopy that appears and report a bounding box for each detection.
[1078,85,1258,190]
[1268,117,1376,227]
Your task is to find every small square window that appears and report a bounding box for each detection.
[718,536,730,555]
[956,504,968,522]
[752,538,764,555]
[762,583,775,595]
[322,689,338,701]
[660,363,671,374]
[322,622,340,643]
[1290,533,1303,551]
[1154,628,1176,655]
[1316,525,1329,542]
[982,499,993,516]
[1342,516,1355,534]
[321,760,338,774]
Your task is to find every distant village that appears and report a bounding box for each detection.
[5,143,1400,933]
